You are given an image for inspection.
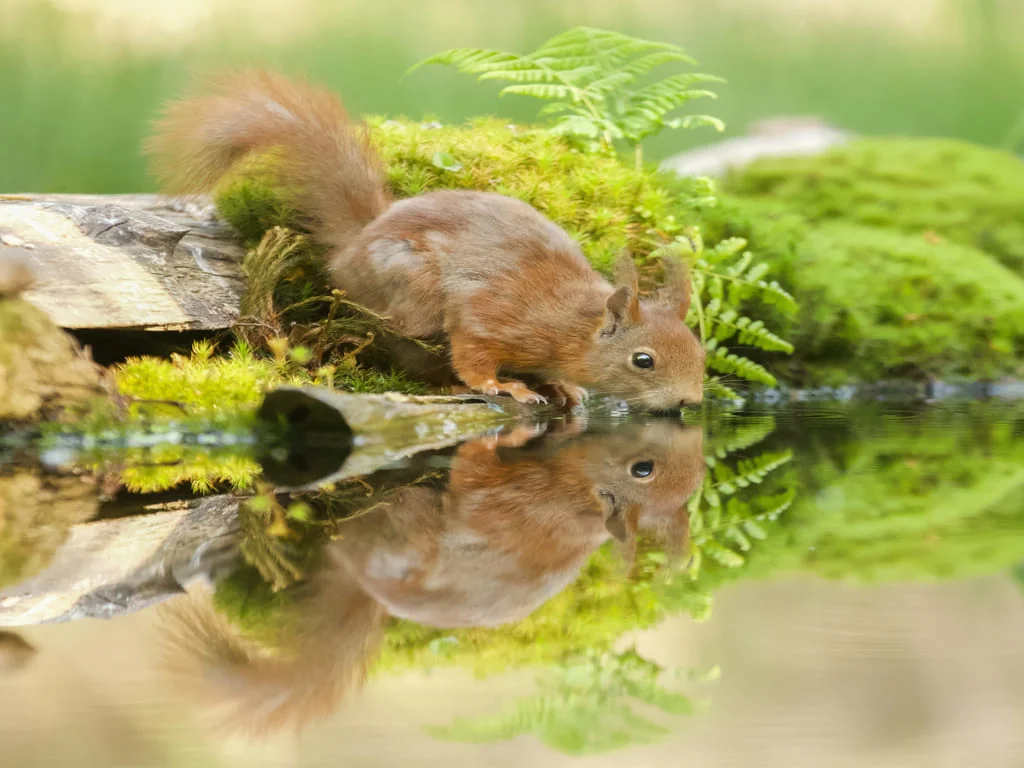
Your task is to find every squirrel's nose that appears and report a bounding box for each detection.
[679,390,704,407]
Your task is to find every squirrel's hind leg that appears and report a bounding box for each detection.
[449,332,547,405]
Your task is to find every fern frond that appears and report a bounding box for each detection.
[499,83,577,101]
[410,48,524,75]
[622,50,697,77]
[733,451,793,486]
[667,114,727,132]
[550,115,604,138]
[413,27,724,153]
[711,312,794,353]
[626,74,724,117]
[703,377,742,402]
[586,71,638,97]
[754,280,798,313]
[708,347,778,386]
[708,416,777,456]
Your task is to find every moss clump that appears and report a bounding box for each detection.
[723,138,1024,275]
[682,138,1024,386]
[0,296,104,421]
[113,339,427,419]
[780,224,1024,385]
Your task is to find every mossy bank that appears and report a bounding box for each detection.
[708,138,1024,386]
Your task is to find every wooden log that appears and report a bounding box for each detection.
[0,193,245,332]
[256,385,545,489]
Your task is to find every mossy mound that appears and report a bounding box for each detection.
[371,118,708,274]
[690,138,1024,386]
[0,271,104,421]
[781,224,1024,385]
[722,138,1024,275]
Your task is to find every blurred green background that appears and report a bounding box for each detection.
[1,0,1022,193]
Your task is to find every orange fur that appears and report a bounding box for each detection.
[149,70,706,408]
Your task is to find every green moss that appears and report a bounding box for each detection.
[114,339,426,419]
[782,224,1024,385]
[212,565,301,639]
[0,297,104,420]
[723,138,1024,275]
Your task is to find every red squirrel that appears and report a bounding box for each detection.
[160,420,704,735]
[147,71,706,408]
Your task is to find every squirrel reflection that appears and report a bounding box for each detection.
[162,420,705,736]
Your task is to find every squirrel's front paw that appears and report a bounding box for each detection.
[501,382,548,405]
[546,381,589,408]
[477,379,548,405]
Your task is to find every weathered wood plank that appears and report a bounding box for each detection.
[0,193,245,331]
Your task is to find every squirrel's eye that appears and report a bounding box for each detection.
[631,352,655,369]
[630,460,655,478]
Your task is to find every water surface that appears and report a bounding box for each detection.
[0,396,1022,767]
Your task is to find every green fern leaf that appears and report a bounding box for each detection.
[627,74,723,116]
[410,48,524,74]
[477,67,559,84]
[537,102,575,117]
[701,540,745,568]
[667,114,727,132]
[704,377,742,401]
[742,520,768,540]
[585,71,637,96]
[734,451,793,485]
[755,280,798,312]
[499,83,577,101]
[550,115,602,138]
[708,347,778,386]
[622,50,697,77]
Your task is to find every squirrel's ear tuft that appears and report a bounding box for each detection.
[607,251,641,326]
[604,506,628,542]
[661,255,693,321]
[602,286,633,334]
[604,503,641,546]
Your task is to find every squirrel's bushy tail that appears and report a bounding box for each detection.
[158,560,385,737]
[147,70,390,249]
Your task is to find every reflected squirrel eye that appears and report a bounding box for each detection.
[630,460,655,478]
[631,352,655,369]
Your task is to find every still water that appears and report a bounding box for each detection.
[1,395,1022,767]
